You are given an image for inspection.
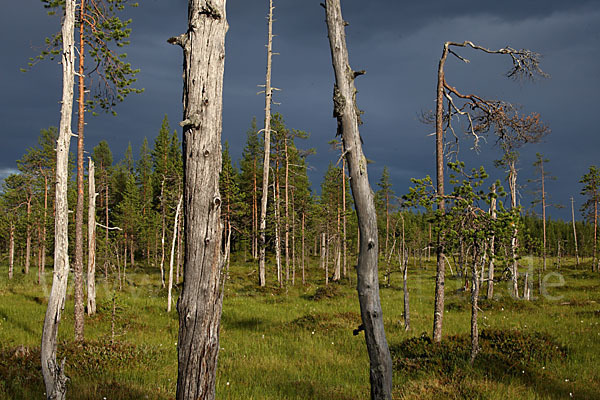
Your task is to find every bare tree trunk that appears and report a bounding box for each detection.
[25,199,31,274]
[302,212,306,284]
[401,250,409,331]
[487,185,497,299]
[168,1,228,397]
[594,198,598,272]
[105,173,109,279]
[168,195,183,312]
[160,179,166,288]
[39,173,49,283]
[253,158,258,259]
[87,158,97,316]
[41,1,75,397]
[470,246,481,364]
[342,157,347,277]
[333,206,341,281]
[291,188,296,285]
[258,0,275,287]
[284,136,290,283]
[325,1,393,397]
[176,214,183,283]
[274,171,282,286]
[541,158,547,272]
[320,232,326,273]
[432,42,449,343]
[8,223,14,280]
[73,0,86,343]
[572,197,580,267]
[509,161,519,297]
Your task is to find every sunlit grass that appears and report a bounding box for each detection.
[0,255,599,399]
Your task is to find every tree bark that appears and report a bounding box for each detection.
[324,1,393,398]
[73,0,86,342]
[87,158,97,316]
[487,185,497,299]
[433,42,449,343]
[258,0,275,287]
[169,1,228,398]
[41,1,75,397]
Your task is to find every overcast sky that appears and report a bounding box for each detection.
[2,0,599,220]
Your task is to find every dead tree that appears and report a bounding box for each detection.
[432,41,548,336]
[167,195,183,312]
[487,184,497,299]
[258,0,276,287]
[87,157,97,315]
[324,1,393,398]
[40,0,76,398]
[168,1,228,398]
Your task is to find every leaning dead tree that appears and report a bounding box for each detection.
[431,40,548,341]
[324,1,393,398]
[258,0,276,287]
[40,0,76,398]
[168,0,228,399]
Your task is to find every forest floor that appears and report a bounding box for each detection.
[0,255,599,399]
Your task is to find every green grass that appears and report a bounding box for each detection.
[0,255,599,399]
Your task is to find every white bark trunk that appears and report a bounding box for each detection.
[167,195,183,312]
[87,158,97,315]
[41,1,76,397]
[258,0,275,287]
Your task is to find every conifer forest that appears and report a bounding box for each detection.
[1,1,600,399]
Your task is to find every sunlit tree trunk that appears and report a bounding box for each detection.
[41,1,75,396]
[324,1,392,397]
[167,195,182,312]
[487,185,497,299]
[432,42,449,343]
[258,0,275,287]
[8,222,15,280]
[509,160,519,297]
[87,158,97,316]
[73,0,86,343]
[168,1,228,397]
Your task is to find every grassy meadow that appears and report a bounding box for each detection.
[0,255,599,399]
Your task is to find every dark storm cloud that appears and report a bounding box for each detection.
[2,0,599,220]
